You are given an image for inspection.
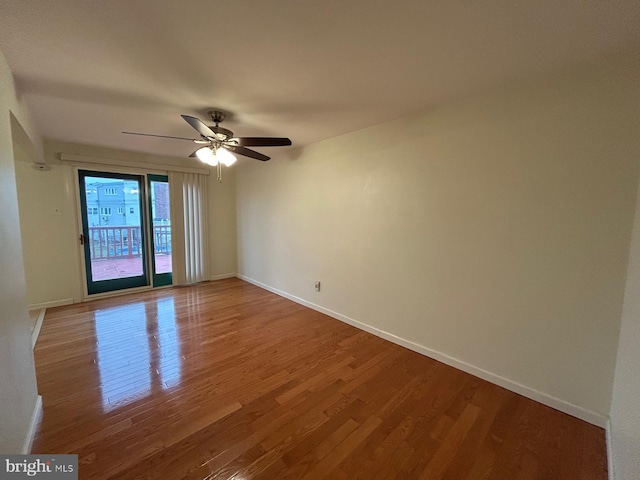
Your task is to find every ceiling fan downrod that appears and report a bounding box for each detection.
[208,110,226,126]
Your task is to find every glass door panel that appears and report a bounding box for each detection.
[79,170,149,294]
[148,174,172,287]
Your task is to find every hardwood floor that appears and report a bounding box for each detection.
[32,278,607,479]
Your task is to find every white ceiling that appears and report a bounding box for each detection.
[0,0,639,160]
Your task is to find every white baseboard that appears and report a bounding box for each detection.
[31,309,45,349]
[210,273,237,281]
[28,298,73,310]
[238,274,608,428]
[606,418,615,480]
[22,395,42,454]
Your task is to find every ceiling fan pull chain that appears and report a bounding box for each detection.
[217,162,223,183]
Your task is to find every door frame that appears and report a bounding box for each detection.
[147,174,172,287]
[78,169,150,295]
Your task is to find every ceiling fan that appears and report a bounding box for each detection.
[123,110,292,180]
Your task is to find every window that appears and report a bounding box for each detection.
[118,207,124,214]
[104,188,117,196]
[129,207,135,214]
[89,207,98,215]
[100,207,112,215]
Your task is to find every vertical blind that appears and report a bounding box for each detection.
[168,172,209,285]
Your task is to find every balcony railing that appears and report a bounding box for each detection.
[88,225,171,259]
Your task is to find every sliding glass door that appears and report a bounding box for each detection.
[79,170,149,294]
[79,170,173,295]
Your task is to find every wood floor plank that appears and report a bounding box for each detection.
[419,403,481,480]
[32,278,607,479]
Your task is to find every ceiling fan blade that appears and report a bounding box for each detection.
[122,131,195,141]
[232,137,292,147]
[181,115,217,139]
[230,145,271,161]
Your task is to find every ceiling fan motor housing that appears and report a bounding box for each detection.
[206,110,233,140]
[211,125,234,141]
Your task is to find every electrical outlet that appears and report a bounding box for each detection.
[315,281,321,292]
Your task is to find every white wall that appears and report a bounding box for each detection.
[610,176,640,478]
[208,167,237,277]
[14,150,80,307]
[237,52,640,421]
[0,49,41,452]
[14,140,238,305]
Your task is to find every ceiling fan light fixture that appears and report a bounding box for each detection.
[195,146,217,166]
[217,147,237,167]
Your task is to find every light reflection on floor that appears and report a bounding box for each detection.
[95,297,181,411]
[156,297,181,388]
